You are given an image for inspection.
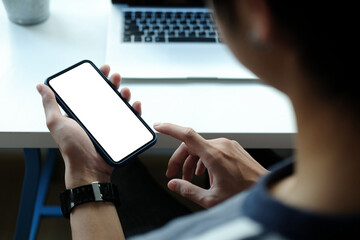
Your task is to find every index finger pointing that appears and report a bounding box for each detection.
[154,123,207,153]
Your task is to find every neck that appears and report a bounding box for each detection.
[271,90,360,214]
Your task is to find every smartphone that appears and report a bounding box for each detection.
[45,60,157,166]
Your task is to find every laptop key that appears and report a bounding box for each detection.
[168,37,216,43]
[188,32,196,37]
[125,24,138,31]
[132,31,144,36]
[123,10,220,44]
[144,36,153,42]
[155,12,163,17]
[199,31,206,37]
[125,19,135,24]
[203,25,211,30]
[124,12,132,18]
[134,36,142,42]
[124,30,132,36]
[123,36,131,42]
[155,37,165,42]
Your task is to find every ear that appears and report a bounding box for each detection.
[243,0,273,49]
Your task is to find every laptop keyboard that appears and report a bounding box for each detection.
[123,10,222,43]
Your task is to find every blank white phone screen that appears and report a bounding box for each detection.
[48,62,154,162]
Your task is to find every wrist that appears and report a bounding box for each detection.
[65,170,111,189]
[63,154,113,189]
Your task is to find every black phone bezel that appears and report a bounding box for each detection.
[45,60,157,166]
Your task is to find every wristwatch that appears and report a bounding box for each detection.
[60,181,120,218]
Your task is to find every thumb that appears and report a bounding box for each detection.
[36,84,63,130]
[168,179,209,208]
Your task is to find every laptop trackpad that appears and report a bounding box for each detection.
[169,44,246,79]
[115,44,253,79]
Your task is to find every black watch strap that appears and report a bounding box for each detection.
[60,182,120,218]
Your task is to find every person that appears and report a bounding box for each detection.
[36,0,360,239]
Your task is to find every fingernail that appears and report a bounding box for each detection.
[153,122,161,128]
[168,180,177,190]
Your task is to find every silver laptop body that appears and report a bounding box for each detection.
[106,0,256,80]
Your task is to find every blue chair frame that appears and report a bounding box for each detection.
[14,148,62,240]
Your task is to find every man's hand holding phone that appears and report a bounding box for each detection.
[37,65,141,189]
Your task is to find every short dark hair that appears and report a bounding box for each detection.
[211,1,358,110]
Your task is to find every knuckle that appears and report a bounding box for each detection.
[206,141,233,163]
[217,139,236,155]
[203,198,214,208]
[184,128,196,140]
[46,115,59,130]
[180,186,193,199]
[213,138,232,148]
[203,196,219,208]
[220,138,233,147]
[42,90,54,102]
[230,139,243,150]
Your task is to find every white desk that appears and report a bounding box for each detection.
[0,0,296,239]
[0,0,296,150]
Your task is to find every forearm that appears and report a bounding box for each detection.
[70,201,125,240]
[64,157,125,240]
[37,69,134,240]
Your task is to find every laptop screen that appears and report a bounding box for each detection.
[111,0,205,7]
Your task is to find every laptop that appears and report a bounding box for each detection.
[106,0,257,80]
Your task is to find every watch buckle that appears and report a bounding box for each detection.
[91,181,103,201]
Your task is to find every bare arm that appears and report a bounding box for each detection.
[70,202,124,240]
[37,65,140,240]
